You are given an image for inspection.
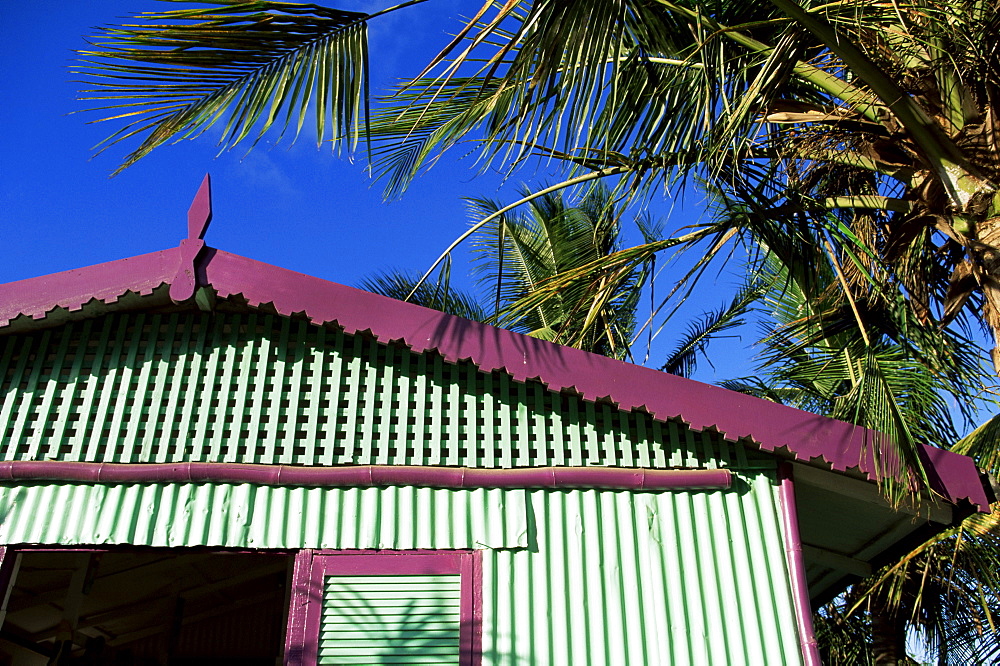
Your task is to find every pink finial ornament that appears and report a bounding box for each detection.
[187,173,212,240]
[170,174,212,303]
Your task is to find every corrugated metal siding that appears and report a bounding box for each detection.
[0,473,800,664]
[481,473,802,666]
[0,484,526,550]
[0,312,766,469]
[320,575,462,665]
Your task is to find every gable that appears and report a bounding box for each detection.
[0,240,989,510]
[0,311,768,471]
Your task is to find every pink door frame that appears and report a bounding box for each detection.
[0,546,483,666]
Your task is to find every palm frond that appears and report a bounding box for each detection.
[368,0,819,192]
[359,267,487,322]
[75,0,404,172]
[952,413,1000,476]
[841,508,1000,665]
[465,183,653,357]
[660,277,767,377]
[814,597,876,666]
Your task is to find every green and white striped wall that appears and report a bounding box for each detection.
[0,310,803,664]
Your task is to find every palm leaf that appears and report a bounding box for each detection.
[952,413,1000,476]
[660,277,767,377]
[75,0,405,172]
[359,268,487,322]
[465,183,652,357]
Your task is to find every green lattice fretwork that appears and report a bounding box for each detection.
[0,312,767,469]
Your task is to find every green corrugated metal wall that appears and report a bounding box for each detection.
[0,475,801,665]
[320,575,463,665]
[0,484,526,549]
[0,312,766,469]
[482,474,802,665]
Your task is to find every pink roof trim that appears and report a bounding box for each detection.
[0,249,179,327]
[0,244,991,511]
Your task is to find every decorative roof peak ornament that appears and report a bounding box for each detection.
[170,174,212,305]
[187,173,212,241]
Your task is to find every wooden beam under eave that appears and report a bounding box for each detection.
[802,543,873,578]
[793,462,954,525]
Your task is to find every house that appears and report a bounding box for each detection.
[0,177,991,665]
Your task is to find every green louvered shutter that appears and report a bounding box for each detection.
[319,574,462,664]
[294,551,476,666]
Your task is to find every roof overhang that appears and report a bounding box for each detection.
[790,461,973,604]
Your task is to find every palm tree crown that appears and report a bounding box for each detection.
[362,185,656,360]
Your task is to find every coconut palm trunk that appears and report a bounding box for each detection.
[870,603,908,666]
[972,197,1000,370]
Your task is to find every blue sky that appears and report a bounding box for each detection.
[0,1,790,388]
[0,3,723,346]
[1,2,521,281]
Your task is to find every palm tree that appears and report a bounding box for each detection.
[409,0,1000,374]
[73,1,1000,352]
[362,185,658,360]
[73,3,1000,343]
[712,228,999,662]
[359,267,488,324]
[69,3,992,323]
[471,185,659,358]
